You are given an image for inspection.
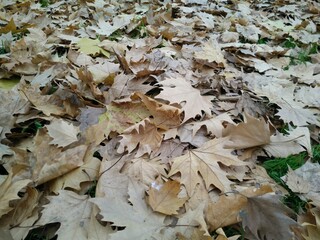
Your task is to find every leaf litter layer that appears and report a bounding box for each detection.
[0,0,320,239]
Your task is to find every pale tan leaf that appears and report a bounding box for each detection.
[223,112,270,149]
[46,119,80,148]
[133,92,182,130]
[33,129,87,185]
[283,166,310,194]
[156,75,214,122]
[37,190,92,240]
[0,173,30,218]
[169,138,246,195]
[122,157,167,187]
[91,180,165,240]
[49,155,100,193]
[147,180,187,215]
[194,38,227,68]
[263,127,311,158]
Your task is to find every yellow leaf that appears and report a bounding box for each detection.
[77,38,110,57]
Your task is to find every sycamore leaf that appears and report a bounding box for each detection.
[133,92,182,130]
[0,173,31,218]
[240,194,298,240]
[49,155,100,193]
[118,119,163,157]
[91,179,165,240]
[276,103,320,127]
[282,161,320,208]
[206,185,273,231]
[263,126,312,158]
[156,76,214,122]
[37,190,92,240]
[46,119,80,148]
[33,129,87,185]
[168,138,246,195]
[77,38,109,57]
[121,157,167,187]
[223,112,270,149]
[147,180,187,215]
[194,38,227,68]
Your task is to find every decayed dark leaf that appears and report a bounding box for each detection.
[240,194,299,240]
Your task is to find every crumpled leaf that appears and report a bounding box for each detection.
[0,173,31,218]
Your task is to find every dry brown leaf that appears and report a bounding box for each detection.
[147,180,187,215]
[169,138,246,195]
[223,112,270,149]
[118,119,163,157]
[133,92,182,130]
[32,129,87,185]
[194,38,227,68]
[121,157,167,187]
[240,193,298,240]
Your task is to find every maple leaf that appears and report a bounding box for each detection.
[118,119,163,157]
[263,126,312,158]
[133,92,182,130]
[168,138,246,196]
[76,38,109,57]
[147,180,187,215]
[162,202,209,239]
[91,179,165,240]
[32,128,87,185]
[156,76,214,122]
[0,173,31,218]
[194,38,227,68]
[37,190,92,240]
[240,194,298,240]
[46,119,80,148]
[223,112,270,149]
[121,157,167,187]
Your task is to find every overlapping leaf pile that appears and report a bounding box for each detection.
[0,0,320,239]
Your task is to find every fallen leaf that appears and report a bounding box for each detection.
[46,119,80,148]
[147,180,187,215]
[37,190,93,240]
[240,194,298,240]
